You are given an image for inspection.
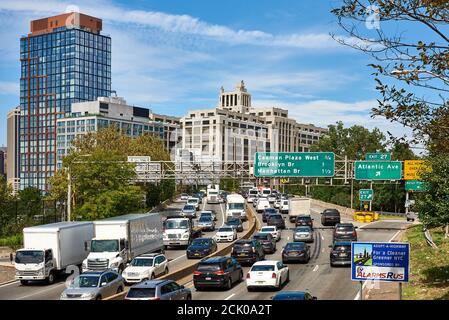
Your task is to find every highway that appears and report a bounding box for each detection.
[0,197,244,300]
[0,196,409,300]
[189,204,408,300]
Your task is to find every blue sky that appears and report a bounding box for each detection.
[0,0,420,147]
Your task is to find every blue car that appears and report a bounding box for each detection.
[182,204,197,218]
[186,238,218,259]
[272,291,317,300]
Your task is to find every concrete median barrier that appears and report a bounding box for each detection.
[105,203,258,300]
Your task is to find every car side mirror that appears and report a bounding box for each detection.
[101,282,107,287]
[126,263,130,267]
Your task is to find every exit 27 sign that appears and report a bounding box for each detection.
[355,161,402,180]
[359,189,374,201]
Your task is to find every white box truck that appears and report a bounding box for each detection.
[226,194,247,220]
[288,197,311,223]
[207,184,220,204]
[15,222,94,285]
[82,213,164,274]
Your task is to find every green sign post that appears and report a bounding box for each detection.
[405,180,426,192]
[254,152,335,177]
[359,189,374,201]
[354,161,402,180]
[365,153,391,161]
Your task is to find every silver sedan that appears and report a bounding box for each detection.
[60,271,124,300]
[293,226,314,243]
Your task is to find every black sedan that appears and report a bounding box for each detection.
[186,238,217,259]
[252,232,276,254]
[226,217,244,232]
[267,214,286,230]
[282,242,311,263]
[262,208,278,222]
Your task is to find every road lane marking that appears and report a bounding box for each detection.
[321,234,324,241]
[312,265,319,272]
[287,236,290,241]
[0,280,20,288]
[225,293,235,300]
[169,254,187,263]
[321,248,325,253]
[220,202,226,226]
[388,230,402,242]
[16,282,66,300]
[202,197,207,211]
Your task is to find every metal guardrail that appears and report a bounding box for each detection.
[105,202,258,300]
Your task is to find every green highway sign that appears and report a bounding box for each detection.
[254,152,335,177]
[359,189,374,201]
[365,153,391,161]
[405,180,426,192]
[354,161,402,180]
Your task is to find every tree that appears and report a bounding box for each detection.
[17,187,42,219]
[415,153,449,230]
[332,1,449,153]
[311,121,386,159]
[50,126,173,220]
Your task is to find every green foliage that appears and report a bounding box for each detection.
[415,154,449,227]
[49,126,173,220]
[311,121,386,159]
[220,178,240,192]
[0,234,23,249]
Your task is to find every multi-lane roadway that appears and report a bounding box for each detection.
[0,197,409,300]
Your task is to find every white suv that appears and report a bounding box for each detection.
[122,253,169,284]
[260,226,281,242]
[213,226,237,243]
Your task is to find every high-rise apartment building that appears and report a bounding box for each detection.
[7,107,21,194]
[180,81,327,163]
[19,12,111,191]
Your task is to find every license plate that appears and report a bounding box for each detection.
[339,253,347,257]
[239,253,246,256]
[205,277,212,280]
[194,253,200,256]
[256,281,264,284]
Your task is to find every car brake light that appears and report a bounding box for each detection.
[193,271,202,276]
[353,231,356,236]
[247,273,251,279]
[214,270,225,275]
[272,273,277,279]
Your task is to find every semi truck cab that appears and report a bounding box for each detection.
[82,238,128,273]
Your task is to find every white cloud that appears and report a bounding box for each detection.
[252,98,414,139]
[0,0,358,49]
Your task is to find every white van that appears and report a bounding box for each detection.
[226,194,247,220]
[256,198,270,213]
[207,184,220,204]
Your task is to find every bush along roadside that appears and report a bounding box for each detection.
[403,225,449,300]
[0,234,23,250]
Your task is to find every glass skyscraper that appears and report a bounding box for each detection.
[19,12,111,191]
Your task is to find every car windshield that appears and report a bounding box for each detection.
[130,258,154,267]
[249,190,258,195]
[187,199,198,204]
[296,227,311,232]
[265,208,277,213]
[273,293,305,300]
[192,239,211,246]
[336,225,353,231]
[251,265,275,272]
[229,203,244,210]
[181,193,188,196]
[283,201,289,205]
[72,275,100,288]
[127,288,156,298]
[15,250,44,264]
[208,191,218,195]
[219,227,233,232]
[197,263,221,272]
[286,242,305,250]
[183,205,195,210]
[165,220,189,229]
[298,217,311,221]
[234,242,252,249]
[334,245,351,251]
[262,190,271,195]
[90,239,119,252]
[268,215,282,220]
[199,217,212,223]
[227,219,240,224]
[253,234,269,240]
[261,227,275,232]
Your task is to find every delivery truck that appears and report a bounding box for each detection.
[82,213,164,274]
[288,197,312,223]
[15,222,94,285]
[226,194,247,220]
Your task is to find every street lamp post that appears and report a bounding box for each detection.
[66,154,91,222]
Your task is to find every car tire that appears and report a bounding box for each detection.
[285,271,290,284]
[282,259,287,264]
[150,273,155,280]
[275,278,281,291]
[47,271,55,285]
[186,295,192,300]
[116,286,124,294]
[96,295,102,300]
[20,280,29,286]
[118,265,124,275]
[165,267,169,275]
[226,278,232,290]
[238,270,243,282]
